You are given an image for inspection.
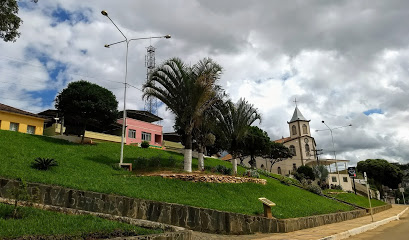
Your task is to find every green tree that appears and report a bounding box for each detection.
[295,165,315,181]
[357,159,403,189]
[143,57,223,172]
[215,98,261,174]
[0,0,23,42]
[55,80,118,143]
[313,165,329,187]
[264,141,293,172]
[243,126,270,169]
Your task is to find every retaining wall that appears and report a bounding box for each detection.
[0,177,389,234]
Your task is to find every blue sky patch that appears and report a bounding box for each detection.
[363,108,383,116]
[51,7,90,26]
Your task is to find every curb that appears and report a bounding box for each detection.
[318,207,408,240]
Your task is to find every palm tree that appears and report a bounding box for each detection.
[143,57,223,172]
[215,98,261,174]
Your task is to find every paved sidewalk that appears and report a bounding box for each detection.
[192,205,407,240]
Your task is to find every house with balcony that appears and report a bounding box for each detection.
[0,103,45,135]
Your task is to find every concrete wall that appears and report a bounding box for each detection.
[0,177,386,235]
[0,111,44,135]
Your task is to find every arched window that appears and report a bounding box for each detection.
[289,145,296,156]
[293,163,297,171]
[292,125,297,135]
[277,167,282,175]
[261,164,265,170]
[302,124,308,134]
[305,143,310,156]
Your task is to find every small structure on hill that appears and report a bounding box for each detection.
[0,103,45,135]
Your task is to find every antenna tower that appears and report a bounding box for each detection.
[144,45,158,115]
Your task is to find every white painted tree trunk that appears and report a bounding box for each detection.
[232,158,237,175]
[184,149,192,172]
[198,153,204,171]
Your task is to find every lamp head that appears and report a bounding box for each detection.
[349,124,352,126]
[104,44,110,48]
[322,120,325,123]
[101,10,108,16]
[164,35,171,39]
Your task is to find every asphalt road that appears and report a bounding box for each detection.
[350,209,409,240]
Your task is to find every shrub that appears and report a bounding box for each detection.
[244,169,260,178]
[141,141,150,148]
[307,184,323,195]
[296,166,315,180]
[213,165,233,175]
[31,158,58,171]
[278,176,293,186]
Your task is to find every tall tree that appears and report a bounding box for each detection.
[242,126,270,169]
[264,141,293,172]
[1,0,23,42]
[55,80,118,143]
[143,57,223,172]
[215,98,261,174]
[357,159,403,189]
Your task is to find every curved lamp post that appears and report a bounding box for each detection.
[101,10,171,166]
[316,122,352,187]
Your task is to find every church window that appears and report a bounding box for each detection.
[305,143,310,156]
[302,124,308,134]
[292,125,297,135]
[261,164,265,170]
[277,167,282,175]
[289,145,296,156]
[293,163,297,171]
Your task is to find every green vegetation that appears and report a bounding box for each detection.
[323,190,386,208]
[0,203,160,239]
[0,130,355,218]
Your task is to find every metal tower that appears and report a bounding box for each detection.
[144,45,158,115]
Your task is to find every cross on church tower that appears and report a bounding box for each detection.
[293,98,298,107]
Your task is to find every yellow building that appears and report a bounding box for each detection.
[0,103,45,135]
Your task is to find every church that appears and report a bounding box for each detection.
[243,106,318,175]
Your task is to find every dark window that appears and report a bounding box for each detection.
[142,132,151,141]
[343,177,348,182]
[302,124,308,134]
[305,143,310,156]
[289,145,296,156]
[293,163,297,171]
[292,125,297,135]
[278,167,282,175]
[128,129,136,138]
[332,176,337,182]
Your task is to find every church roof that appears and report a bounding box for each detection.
[289,106,308,123]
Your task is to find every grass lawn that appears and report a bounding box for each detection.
[0,130,354,219]
[0,203,160,239]
[323,189,386,208]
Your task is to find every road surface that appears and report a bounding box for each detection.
[350,208,409,240]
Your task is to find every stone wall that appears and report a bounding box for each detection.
[368,204,392,214]
[0,178,389,235]
[151,174,266,185]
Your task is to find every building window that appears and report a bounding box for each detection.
[293,163,297,171]
[27,125,35,134]
[278,167,282,175]
[292,125,297,135]
[260,164,265,170]
[305,143,310,156]
[142,132,151,141]
[289,145,296,156]
[302,124,308,134]
[9,122,19,132]
[332,176,337,182]
[343,177,348,183]
[128,129,136,139]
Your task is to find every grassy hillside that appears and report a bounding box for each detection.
[0,130,354,218]
[0,203,160,238]
[323,190,386,208]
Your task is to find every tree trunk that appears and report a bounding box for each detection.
[198,145,204,171]
[232,158,237,175]
[184,134,193,172]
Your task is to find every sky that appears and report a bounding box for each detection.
[1,0,409,166]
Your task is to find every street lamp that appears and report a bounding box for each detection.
[101,10,171,166]
[316,121,352,187]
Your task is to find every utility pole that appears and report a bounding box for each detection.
[312,149,323,165]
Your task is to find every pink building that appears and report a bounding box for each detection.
[117,110,163,147]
